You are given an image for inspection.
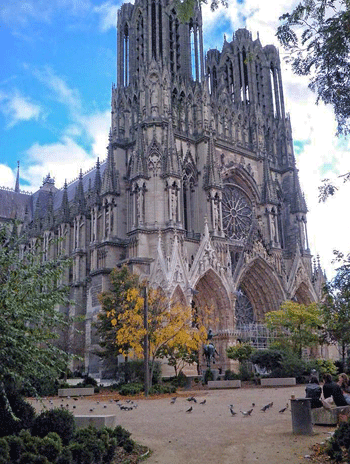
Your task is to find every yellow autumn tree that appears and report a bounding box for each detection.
[114,285,208,385]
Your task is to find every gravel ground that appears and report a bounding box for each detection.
[29,385,334,464]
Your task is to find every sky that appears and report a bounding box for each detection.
[0,0,349,279]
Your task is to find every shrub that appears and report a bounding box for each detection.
[309,359,337,378]
[204,369,214,384]
[69,442,94,464]
[21,376,59,397]
[121,360,161,385]
[0,389,36,437]
[118,383,144,396]
[5,435,25,462]
[149,384,177,395]
[327,420,350,462]
[251,349,285,372]
[0,438,10,462]
[38,436,62,462]
[73,427,107,464]
[224,369,239,380]
[31,408,76,445]
[56,448,73,464]
[18,452,50,464]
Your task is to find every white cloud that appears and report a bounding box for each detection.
[0,90,42,128]
[93,1,121,32]
[0,164,16,189]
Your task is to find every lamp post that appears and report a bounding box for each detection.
[143,285,149,397]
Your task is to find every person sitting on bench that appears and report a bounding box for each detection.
[323,373,348,407]
[305,376,323,408]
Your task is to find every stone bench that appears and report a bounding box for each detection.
[311,405,350,426]
[260,377,296,387]
[207,380,241,389]
[58,387,94,397]
[74,415,117,429]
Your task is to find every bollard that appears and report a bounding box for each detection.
[291,398,313,435]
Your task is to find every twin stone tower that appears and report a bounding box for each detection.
[0,0,325,375]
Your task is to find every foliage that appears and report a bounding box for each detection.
[224,369,239,380]
[96,265,140,364]
[308,358,338,377]
[176,0,228,22]
[251,348,308,379]
[158,343,199,377]
[2,424,137,464]
[322,259,350,366]
[265,301,323,357]
[148,383,177,395]
[226,343,256,363]
[0,225,71,418]
[0,378,36,437]
[102,267,208,387]
[118,383,144,396]
[120,360,161,385]
[327,419,350,462]
[251,349,286,372]
[277,0,350,136]
[204,369,214,384]
[31,409,76,446]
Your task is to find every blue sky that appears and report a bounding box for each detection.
[1,0,349,277]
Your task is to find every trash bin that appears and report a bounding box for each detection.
[290,398,313,435]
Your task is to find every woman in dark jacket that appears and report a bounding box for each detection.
[323,373,348,407]
[305,376,323,408]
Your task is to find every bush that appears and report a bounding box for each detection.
[5,435,25,462]
[73,427,107,464]
[251,349,285,372]
[68,442,94,464]
[118,383,144,396]
[224,370,239,380]
[149,384,177,395]
[327,420,350,462]
[32,408,76,445]
[38,436,62,462]
[56,448,73,464]
[18,452,50,464]
[309,359,337,378]
[0,384,36,437]
[0,438,10,462]
[120,360,161,385]
[204,369,214,384]
[21,376,59,397]
[238,363,253,381]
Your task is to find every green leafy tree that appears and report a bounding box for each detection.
[158,344,199,377]
[0,225,70,417]
[226,343,256,363]
[277,0,350,137]
[265,301,323,357]
[322,260,350,366]
[95,265,140,367]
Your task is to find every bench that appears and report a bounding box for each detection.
[260,377,296,387]
[207,380,241,389]
[311,405,350,426]
[74,415,117,429]
[58,387,94,397]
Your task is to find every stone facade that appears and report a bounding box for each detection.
[0,0,325,375]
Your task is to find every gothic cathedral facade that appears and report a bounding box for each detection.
[0,0,324,374]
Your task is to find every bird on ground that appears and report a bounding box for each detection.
[187,396,197,403]
[230,408,237,416]
[252,403,255,407]
[199,399,206,405]
[279,404,289,413]
[114,399,120,403]
[170,397,177,404]
[89,408,95,412]
[73,405,76,409]
[104,405,107,409]
[268,402,273,408]
[73,397,79,401]
[261,403,271,412]
[240,408,253,416]
[186,406,193,413]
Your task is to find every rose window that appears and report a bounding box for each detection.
[222,184,252,240]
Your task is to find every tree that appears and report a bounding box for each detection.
[322,258,350,366]
[277,0,350,136]
[95,265,140,367]
[111,284,207,386]
[158,343,199,377]
[265,301,323,357]
[0,225,70,416]
[226,343,256,364]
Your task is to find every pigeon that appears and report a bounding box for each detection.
[104,405,107,409]
[187,396,197,403]
[230,408,237,416]
[261,404,271,412]
[268,402,274,408]
[89,408,95,412]
[73,397,79,401]
[200,399,206,405]
[252,403,255,407]
[279,404,289,413]
[186,406,193,413]
[170,397,177,404]
[73,405,76,409]
[240,408,253,416]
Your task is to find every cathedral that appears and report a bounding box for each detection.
[0,0,325,375]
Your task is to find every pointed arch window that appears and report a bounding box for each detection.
[182,165,196,233]
[136,13,144,76]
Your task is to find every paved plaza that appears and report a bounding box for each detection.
[29,384,334,463]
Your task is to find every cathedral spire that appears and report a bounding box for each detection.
[74,169,86,214]
[131,125,147,178]
[60,180,70,222]
[291,168,307,213]
[15,161,20,193]
[262,157,278,204]
[93,157,102,194]
[101,142,120,195]
[164,116,180,177]
[204,131,221,190]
